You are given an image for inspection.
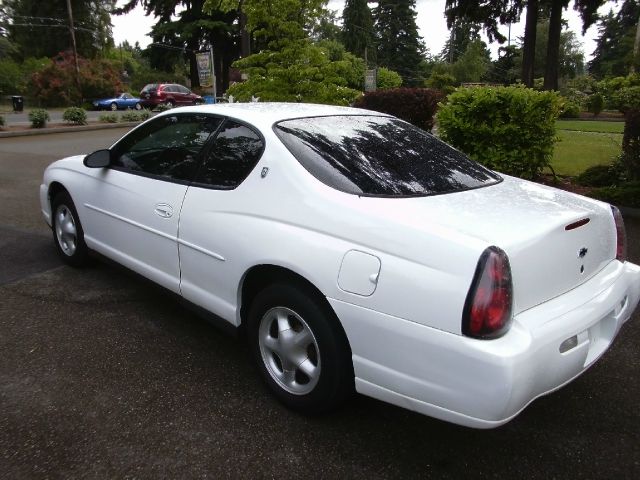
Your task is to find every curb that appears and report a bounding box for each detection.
[0,122,140,138]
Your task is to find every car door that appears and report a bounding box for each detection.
[178,120,265,323]
[81,113,222,292]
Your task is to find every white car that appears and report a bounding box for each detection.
[40,103,640,428]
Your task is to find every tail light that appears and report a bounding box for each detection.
[462,246,513,339]
[611,206,627,262]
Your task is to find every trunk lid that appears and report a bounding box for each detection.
[360,176,617,314]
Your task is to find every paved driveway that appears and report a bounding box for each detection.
[1,130,639,479]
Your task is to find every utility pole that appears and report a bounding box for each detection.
[65,0,82,101]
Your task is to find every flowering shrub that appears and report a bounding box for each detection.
[30,52,122,106]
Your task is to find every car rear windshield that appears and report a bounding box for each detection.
[274,115,501,197]
[141,84,158,93]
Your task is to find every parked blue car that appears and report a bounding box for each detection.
[93,93,142,111]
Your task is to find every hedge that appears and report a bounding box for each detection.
[437,86,561,179]
[353,88,444,132]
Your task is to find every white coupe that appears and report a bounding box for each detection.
[40,103,640,428]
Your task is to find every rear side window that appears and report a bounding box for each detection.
[111,114,223,182]
[194,120,264,189]
[274,115,500,197]
[141,83,157,93]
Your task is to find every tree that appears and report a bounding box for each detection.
[439,20,481,64]
[589,1,640,78]
[226,39,362,104]
[117,0,244,92]
[487,45,520,85]
[444,1,529,82]
[374,0,426,86]
[342,0,375,63]
[6,0,115,59]
[450,39,491,83]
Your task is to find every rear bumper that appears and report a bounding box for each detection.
[330,260,640,428]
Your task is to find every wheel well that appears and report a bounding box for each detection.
[239,265,348,345]
[48,182,68,207]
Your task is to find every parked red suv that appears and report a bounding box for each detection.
[140,83,204,109]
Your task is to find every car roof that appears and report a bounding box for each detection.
[156,102,390,127]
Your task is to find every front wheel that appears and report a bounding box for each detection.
[134,102,142,110]
[247,283,354,413]
[51,192,89,267]
[110,102,118,111]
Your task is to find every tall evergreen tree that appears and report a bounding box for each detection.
[439,20,481,64]
[6,0,115,59]
[588,0,640,78]
[374,0,425,86]
[342,0,375,63]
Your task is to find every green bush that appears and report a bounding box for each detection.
[559,100,581,118]
[610,86,640,113]
[120,110,150,122]
[376,67,403,89]
[62,107,87,125]
[437,86,561,179]
[586,93,604,117]
[28,108,50,128]
[589,181,640,208]
[99,113,119,123]
[575,164,623,187]
[154,103,171,112]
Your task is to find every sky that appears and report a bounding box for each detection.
[111,0,620,61]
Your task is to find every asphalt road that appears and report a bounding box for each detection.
[1,130,639,479]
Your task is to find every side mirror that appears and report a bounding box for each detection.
[84,149,111,168]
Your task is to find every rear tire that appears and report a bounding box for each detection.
[51,191,89,267]
[134,102,142,110]
[247,283,354,413]
[110,102,118,111]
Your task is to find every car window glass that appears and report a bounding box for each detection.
[111,114,223,182]
[194,120,264,189]
[178,86,189,94]
[274,115,501,197]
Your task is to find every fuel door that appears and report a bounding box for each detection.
[337,250,381,297]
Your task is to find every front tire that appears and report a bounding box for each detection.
[110,102,118,111]
[51,192,89,267]
[247,283,354,413]
[134,102,142,110]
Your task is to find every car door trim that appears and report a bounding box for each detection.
[84,203,176,242]
[177,238,226,262]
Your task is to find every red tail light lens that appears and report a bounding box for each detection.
[462,246,513,339]
[611,206,627,262]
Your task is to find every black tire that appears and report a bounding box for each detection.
[165,99,175,108]
[110,102,118,111]
[247,283,354,413]
[51,191,89,267]
[134,102,142,110]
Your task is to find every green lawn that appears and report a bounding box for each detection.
[556,119,624,134]
[551,121,623,176]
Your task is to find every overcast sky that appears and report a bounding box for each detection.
[111,0,620,61]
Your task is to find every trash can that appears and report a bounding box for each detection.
[203,95,215,104]
[12,95,24,112]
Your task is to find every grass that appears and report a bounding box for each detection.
[556,119,624,134]
[551,120,623,176]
